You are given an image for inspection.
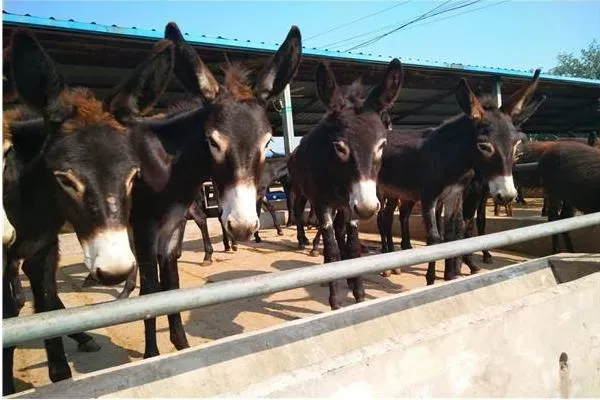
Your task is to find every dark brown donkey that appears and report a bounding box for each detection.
[288,59,404,310]
[538,141,600,253]
[2,31,175,394]
[378,70,541,284]
[128,22,301,358]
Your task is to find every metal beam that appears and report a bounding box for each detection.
[3,212,600,347]
[492,77,502,108]
[280,84,296,155]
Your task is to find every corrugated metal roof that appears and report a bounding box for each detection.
[4,10,600,87]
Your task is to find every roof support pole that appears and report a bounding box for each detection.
[492,77,502,108]
[281,84,297,155]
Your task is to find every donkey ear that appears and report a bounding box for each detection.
[3,46,18,103]
[501,69,541,117]
[165,22,219,101]
[365,58,404,112]
[456,78,485,120]
[315,62,344,112]
[513,94,546,127]
[133,131,173,193]
[253,25,302,102]
[106,40,175,120]
[10,30,65,114]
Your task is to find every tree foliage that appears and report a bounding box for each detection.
[551,39,600,79]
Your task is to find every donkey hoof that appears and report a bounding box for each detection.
[255,237,262,243]
[380,270,392,278]
[202,259,213,266]
[81,274,96,288]
[277,230,284,236]
[425,275,436,286]
[470,266,481,275]
[483,254,493,264]
[392,268,402,275]
[443,273,458,281]
[143,349,160,359]
[78,339,101,353]
[49,367,72,383]
[298,244,306,250]
[309,249,320,257]
[232,244,238,251]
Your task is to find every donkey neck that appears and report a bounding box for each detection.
[422,115,477,184]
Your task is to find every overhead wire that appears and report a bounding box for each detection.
[320,0,459,50]
[344,0,483,52]
[305,0,413,43]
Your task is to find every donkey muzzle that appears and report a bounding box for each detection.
[350,179,380,219]
[81,229,136,286]
[220,183,260,241]
[488,175,518,205]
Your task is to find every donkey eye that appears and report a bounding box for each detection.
[125,168,140,195]
[54,170,85,199]
[207,137,220,151]
[333,141,350,162]
[476,142,495,157]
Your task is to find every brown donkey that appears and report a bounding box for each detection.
[378,70,541,284]
[288,59,403,310]
[538,141,600,253]
[3,31,175,394]
[129,23,301,358]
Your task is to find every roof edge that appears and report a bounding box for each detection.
[4,12,600,87]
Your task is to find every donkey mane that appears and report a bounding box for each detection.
[344,79,365,109]
[222,62,255,101]
[3,105,40,140]
[58,87,126,135]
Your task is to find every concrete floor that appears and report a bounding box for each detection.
[10,222,529,393]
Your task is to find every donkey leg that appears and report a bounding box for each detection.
[158,224,189,351]
[254,199,263,243]
[475,193,492,264]
[310,229,322,257]
[21,241,72,383]
[559,202,576,253]
[294,195,309,248]
[132,219,161,358]
[399,200,414,251]
[266,198,284,236]
[547,196,562,254]
[6,259,26,311]
[346,219,365,303]
[317,206,344,310]
[3,248,19,395]
[116,262,138,300]
[423,199,443,285]
[189,203,213,265]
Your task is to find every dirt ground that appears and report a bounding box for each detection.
[10,208,531,393]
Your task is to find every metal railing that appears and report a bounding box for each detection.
[3,212,600,347]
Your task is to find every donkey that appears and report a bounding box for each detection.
[378,70,541,284]
[538,141,600,253]
[288,59,403,310]
[125,22,301,358]
[2,30,175,394]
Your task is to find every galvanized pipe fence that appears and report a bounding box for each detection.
[3,212,600,347]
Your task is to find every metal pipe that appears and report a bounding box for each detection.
[280,84,296,155]
[4,212,600,347]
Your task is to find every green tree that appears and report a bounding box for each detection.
[551,39,600,79]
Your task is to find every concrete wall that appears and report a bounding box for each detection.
[13,254,600,398]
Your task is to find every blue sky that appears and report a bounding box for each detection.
[4,1,599,72]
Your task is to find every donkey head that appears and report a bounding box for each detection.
[10,30,174,285]
[315,59,403,219]
[456,69,541,205]
[165,22,302,240]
